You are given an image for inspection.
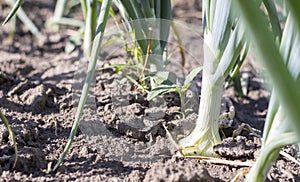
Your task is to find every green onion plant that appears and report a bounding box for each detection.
[4,1,300,180]
[3,0,41,37]
[116,0,171,85]
[52,0,112,171]
[233,1,300,181]
[178,0,245,157]
[46,0,84,31]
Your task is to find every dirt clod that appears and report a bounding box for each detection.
[213,136,258,159]
[144,158,214,182]
[8,147,47,173]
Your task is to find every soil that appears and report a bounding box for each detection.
[0,0,299,181]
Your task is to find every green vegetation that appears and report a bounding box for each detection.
[178,0,245,157]
[2,0,41,37]
[234,1,300,181]
[2,0,300,181]
[147,67,202,116]
[0,109,17,168]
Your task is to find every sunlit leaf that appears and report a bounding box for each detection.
[3,0,23,24]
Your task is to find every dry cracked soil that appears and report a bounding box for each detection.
[0,0,299,181]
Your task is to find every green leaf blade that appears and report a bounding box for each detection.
[3,0,23,25]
